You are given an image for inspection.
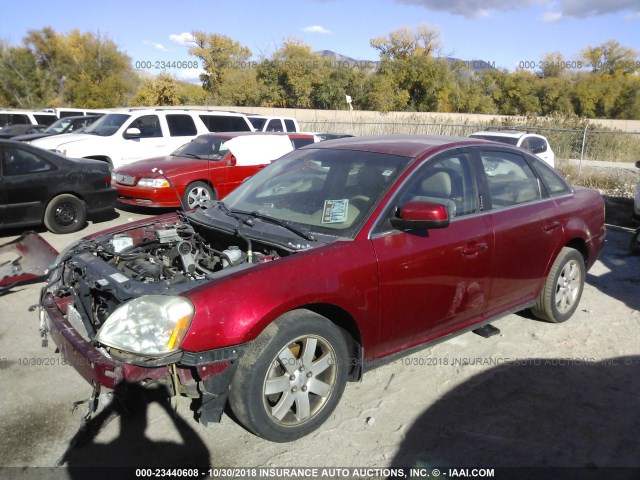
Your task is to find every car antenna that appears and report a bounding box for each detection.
[151,168,187,211]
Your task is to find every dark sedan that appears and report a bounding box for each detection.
[0,140,116,233]
[40,135,605,441]
[0,124,47,139]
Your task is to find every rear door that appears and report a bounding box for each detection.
[477,147,563,317]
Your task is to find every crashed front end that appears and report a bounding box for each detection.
[38,214,283,424]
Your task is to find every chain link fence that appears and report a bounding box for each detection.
[300,120,640,164]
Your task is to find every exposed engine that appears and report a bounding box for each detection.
[102,221,280,284]
[48,219,285,336]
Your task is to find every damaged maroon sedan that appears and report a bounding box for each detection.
[39,135,605,442]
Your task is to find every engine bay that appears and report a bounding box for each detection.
[48,217,290,338]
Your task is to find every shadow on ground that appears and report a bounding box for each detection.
[392,356,640,473]
[59,384,210,479]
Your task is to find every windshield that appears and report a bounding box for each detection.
[83,113,131,136]
[469,134,519,146]
[221,148,410,238]
[44,117,73,133]
[172,135,229,160]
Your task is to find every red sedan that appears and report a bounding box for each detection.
[113,132,316,208]
[40,135,605,442]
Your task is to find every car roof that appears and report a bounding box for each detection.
[307,134,479,158]
[196,131,314,140]
[469,130,545,139]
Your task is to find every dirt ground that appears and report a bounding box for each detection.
[0,201,638,479]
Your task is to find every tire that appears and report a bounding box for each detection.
[229,310,349,442]
[43,194,86,234]
[182,181,215,209]
[630,229,640,255]
[532,247,585,323]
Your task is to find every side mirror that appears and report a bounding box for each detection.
[530,144,546,154]
[124,127,141,139]
[227,155,237,166]
[390,201,450,231]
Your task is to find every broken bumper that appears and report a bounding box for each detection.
[40,293,243,395]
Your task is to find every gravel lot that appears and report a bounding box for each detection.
[0,204,638,479]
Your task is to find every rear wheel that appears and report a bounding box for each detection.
[182,181,215,209]
[43,194,86,234]
[229,310,349,442]
[532,247,585,323]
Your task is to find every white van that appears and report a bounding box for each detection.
[30,109,254,169]
[0,110,58,129]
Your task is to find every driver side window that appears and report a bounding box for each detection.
[374,152,477,235]
[399,152,478,218]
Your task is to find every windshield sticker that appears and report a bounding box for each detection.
[382,169,394,176]
[322,199,349,223]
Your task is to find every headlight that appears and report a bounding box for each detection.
[95,296,194,356]
[137,177,170,188]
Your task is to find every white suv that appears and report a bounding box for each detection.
[30,109,253,169]
[468,131,555,167]
[0,109,58,129]
[247,115,300,132]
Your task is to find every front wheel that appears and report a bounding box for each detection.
[229,310,349,442]
[182,181,215,209]
[43,194,86,234]
[532,247,585,323]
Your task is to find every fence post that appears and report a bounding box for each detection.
[579,125,588,178]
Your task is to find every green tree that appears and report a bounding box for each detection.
[1,28,137,108]
[581,40,638,75]
[189,31,251,100]
[132,72,180,106]
[370,24,441,60]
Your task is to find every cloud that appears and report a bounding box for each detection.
[556,0,640,18]
[169,32,196,46]
[303,25,332,34]
[542,11,563,22]
[394,0,539,18]
[395,0,640,20]
[176,67,203,84]
[143,40,169,52]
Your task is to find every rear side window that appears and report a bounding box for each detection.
[166,114,197,136]
[265,119,284,132]
[0,114,29,127]
[33,114,57,126]
[200,115,251,132]
[530,159,571,196]
[2,147,56,176]
[291,138,314,149]
[284,119,297,132]
[480,150,542,208]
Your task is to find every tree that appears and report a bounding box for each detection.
[370,24,441,60]
[0,28,138,108]
[256,38,325,108]
[189,31,251,100]
[581,40,638,75]
[132,73,180,106]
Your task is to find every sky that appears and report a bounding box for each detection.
[1,0,639,83]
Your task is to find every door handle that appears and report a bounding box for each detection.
[462,242,488,256]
